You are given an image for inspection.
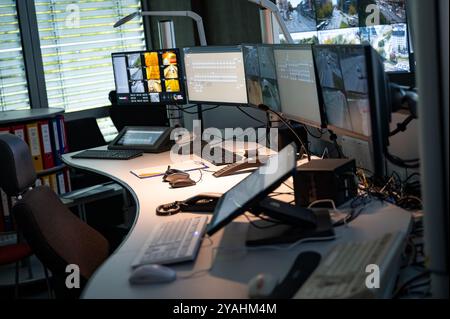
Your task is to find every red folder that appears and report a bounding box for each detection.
[38,120,55,169]
[11,125,27,141]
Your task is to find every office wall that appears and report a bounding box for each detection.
[144,0,197,49]
[191,0,262,45]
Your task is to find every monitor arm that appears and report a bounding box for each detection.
[389,83,419,137]
[114,11,207,46]
[390,83,418,118]
[247,0,294,44]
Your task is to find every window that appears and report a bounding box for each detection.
[0,0,30,111]
[35,0,146,112]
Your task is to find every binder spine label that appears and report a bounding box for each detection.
[28,126,41,156]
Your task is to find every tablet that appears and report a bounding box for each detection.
[108,126,173,153]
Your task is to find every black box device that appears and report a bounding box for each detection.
[294,159,358,207]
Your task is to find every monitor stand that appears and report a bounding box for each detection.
[245,201,335,247]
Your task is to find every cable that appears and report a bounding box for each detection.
[385,152,420,169]
[392,271,431,299]
[257,104,311,161]
[243,214,285,229]
[236,106,267,125]
[328,131,344,159]
[283,182,294,191]
[173,104,222,115]
[389,115,415,137]
[303,125,324,139]
[193,167,204,184]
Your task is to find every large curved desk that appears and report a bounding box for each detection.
[63,149,412,299]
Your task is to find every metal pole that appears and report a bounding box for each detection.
[158,20,176,49]
[158,20,183,128]
[260,9,275,44]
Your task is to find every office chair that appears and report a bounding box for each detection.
[0,239,33,298]
[0,134,109,299]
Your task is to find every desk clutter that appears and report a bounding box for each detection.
[60,136,424,299]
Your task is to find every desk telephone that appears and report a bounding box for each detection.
[213,156,270,178]
[156,193,222,216]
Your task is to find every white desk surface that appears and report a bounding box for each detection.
[62,146,413,299]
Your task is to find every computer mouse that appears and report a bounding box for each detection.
[164,172,190,183]
[170,177,197,188]
[248,273,278,299]
[129,264,176,285]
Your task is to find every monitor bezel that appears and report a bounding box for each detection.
[182,46,249,106]
[111,48,187,107]
[206,143,297,236]
[273,43,327,129]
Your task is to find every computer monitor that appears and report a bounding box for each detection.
[112,49,186,106]
[242,44,282,112]
[183,46,248,105]
[258,45,282,112]
[206,143,297,236]
[313,44,391,178]
[273,44,324,128]
[243,45,264,107]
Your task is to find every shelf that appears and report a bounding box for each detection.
[0,108,64,125]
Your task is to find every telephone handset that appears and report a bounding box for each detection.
[180,193,222,212]
[156,193,222,216]
[213,156,270,178]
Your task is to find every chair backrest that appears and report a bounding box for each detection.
[0,134,36,196]
[13,186,109,280]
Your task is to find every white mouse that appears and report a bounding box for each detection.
[129,264,177,285]
[248,273,278,298]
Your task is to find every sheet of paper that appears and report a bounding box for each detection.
[130,160,209,179]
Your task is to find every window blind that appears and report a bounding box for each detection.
[0,0,30,111]
[35,0,146,112]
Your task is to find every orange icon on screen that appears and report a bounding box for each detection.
[164,65,179,79]
[165,80,180,92]
[162,51,177,65]
[145,52,159,67]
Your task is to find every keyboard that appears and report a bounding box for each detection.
[72,149,143,160]
[132,216,208,267]
[294,232,404,299]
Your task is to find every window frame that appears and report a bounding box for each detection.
[9,0,151,117]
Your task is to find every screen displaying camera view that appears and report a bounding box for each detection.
[112,49,186,105]
[242,45,281,112]
[314,45,372,138]
[277,0,411,72]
